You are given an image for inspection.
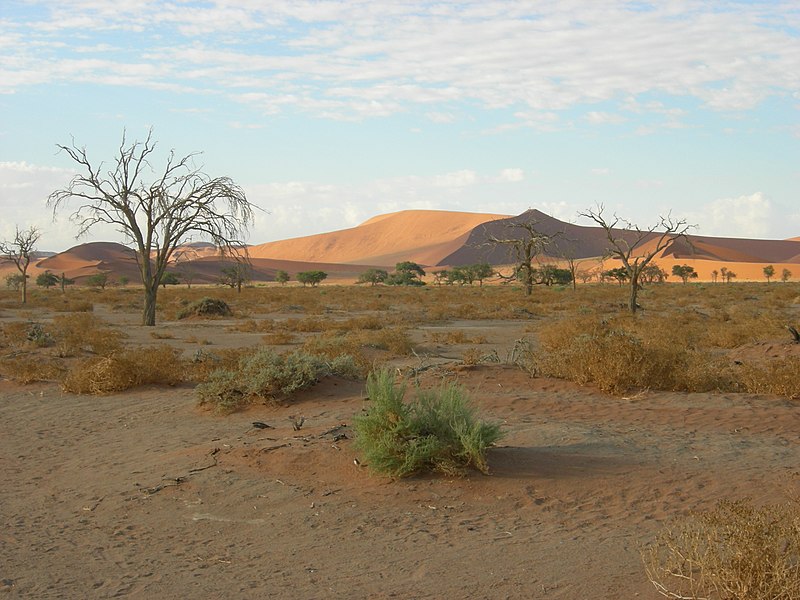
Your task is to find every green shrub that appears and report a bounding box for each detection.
[354,370,503,477]
[177,297,232,319]
[642,498,800,600]
[196,348,359,413]
[25,322,53,348]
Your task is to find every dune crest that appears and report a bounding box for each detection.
[18,209,800,283]
[248,209,509,267]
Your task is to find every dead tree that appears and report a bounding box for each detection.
[0,226,41,304]
[580,205,693,313]
[49,130,256,326]
[485,217,553,295]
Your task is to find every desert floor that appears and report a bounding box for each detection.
[2,290,799,599]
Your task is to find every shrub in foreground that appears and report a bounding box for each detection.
[354,370,503,477]
[642,498,800,600]
[196,348,359,413]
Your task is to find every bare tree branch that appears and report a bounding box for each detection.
[48,131,257,325]
[482,213,556,295]
[0,226,42,304]
[579,204,694,313]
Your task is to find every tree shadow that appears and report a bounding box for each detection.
[488,443,640,480]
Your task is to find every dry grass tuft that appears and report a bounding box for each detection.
[62,345,185,394]
[0,355,66,383]
[737,357,800,398]
[51,313,124,357]
[642,498,800,600]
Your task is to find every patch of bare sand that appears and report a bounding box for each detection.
[2,365,798,599]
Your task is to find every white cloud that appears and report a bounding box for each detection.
[697,192,775,238]
[590,168,610,176]
[4,2,798,121]
[0,161,79,249]
[498,168,524,182]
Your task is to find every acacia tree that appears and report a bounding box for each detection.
[485,218,553,295]
[0,226,41,304]
[672,264,698,284]
[36,270,59,288]
[297,270,327,287]
[763,265,775,282]
[580,206,693,313]
[220,262,250,292]
[49,131,255,325]
[357,268,388,286]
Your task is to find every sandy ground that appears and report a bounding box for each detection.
[2,361,798,599]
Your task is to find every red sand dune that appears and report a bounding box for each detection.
[21,209,800,284]
[34,242,140,282]
[248,209,509,267]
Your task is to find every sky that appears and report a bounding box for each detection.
[1,0,799,252]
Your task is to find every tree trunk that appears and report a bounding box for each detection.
[143,285,158,326]
[629,275,640,314]
[21,272,27,304]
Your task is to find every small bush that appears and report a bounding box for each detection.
[62,345,184,394]
[531,318,688,394]
[177,297,232,319]
[354,370,503,477]
[51,313,124,357]
[196,348,359,413]
[642,498,800,600]
[529,316,737,395]
[25,322,54,348]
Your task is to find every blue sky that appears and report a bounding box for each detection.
[1,0,799,251]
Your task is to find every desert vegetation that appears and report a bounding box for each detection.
[0,226,41,304]
[354,370,503,476]
[48,130,256,326]
[642,497,800,599]
[2,277,800,597]
[3,280,800,400]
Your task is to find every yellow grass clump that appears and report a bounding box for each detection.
[62,345,184,394]
[642,498,800,600]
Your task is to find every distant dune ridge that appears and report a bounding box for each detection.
[248,209,510,267]
[7,209,800,283]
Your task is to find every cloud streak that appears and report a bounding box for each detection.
[3,1,798,123]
